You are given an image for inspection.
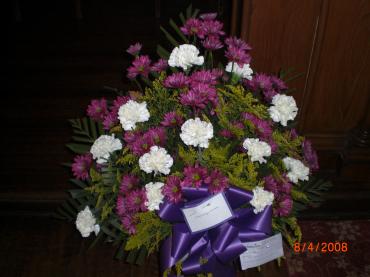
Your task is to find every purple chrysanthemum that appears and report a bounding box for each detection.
[163,72,189,89]
[262,89,278,102]
[126,42,142,56]
[302,140,319,171]
[202,20,225,37]
[103,112,118,130]
[290,128,299,140]
[205,169,229,194]
[72,154,93,180]
[202,35,223,50]
[242,112,272,139]
[179,89,208,110]
[180,83,218,111]
[225,37,252,51]
[163,175,183,203]
[225,47,251,67]
[127,55,151,79]
[249,73,273,91]
[116,195,125,216]
[125,189,147,213]
[181,165,208,188]
[271,76,288,92]
[121,214,138,235]
[131,136,153,156]
[144,127,167,146]
[120,174,139,195]
[190,70,219,86]
[124,131,141,144]
[161,111,184,127]
[274,195,293,217]
[87,98,108,122]
[111,96,130,115]
[199,13,217,20]
[180,18,206,38]
[151,58,168,73]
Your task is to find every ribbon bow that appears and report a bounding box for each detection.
[158,185,272,277]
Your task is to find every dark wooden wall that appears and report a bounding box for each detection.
[231,0,370,217]
[3,0,370,218]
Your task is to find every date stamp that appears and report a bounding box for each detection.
[293,242,348,253]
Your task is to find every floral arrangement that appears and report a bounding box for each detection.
[59,7,330,277]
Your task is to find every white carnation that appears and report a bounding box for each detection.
[90,134,122,164]
[139,146,173,175]
[250,187,274,214]
[145,182,165,211]
[75,206,100,237]
[282,157,309,184]
[118,100,150,131]
[168,44,204,70]
[242,138,271,164]
[268,94,298,126]
[225,62,253,80]
[180,117,214,148]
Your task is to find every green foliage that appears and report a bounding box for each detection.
[178,145,197,166]
[217,85,269,121]
[139,73,183,126]
[272,131,304,158]
[67,117,103,154]
[125,212,172,254]
[273,216,302,247]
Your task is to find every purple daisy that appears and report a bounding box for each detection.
[202,35,223,50]
[120,174,139,195]
[205,169,229,194]
[180,18,206,38]
[163,175,183,203]
[103,112,118,130]
[151,58,168,73]
[125,189,147,213]
[116,194,125,216]
[131,136,153,156]
[202,20,225,37]
[121,214,138,235]
[262,89,278,102]
[199,13,217,20]
[181,165,208,188]
[179,89,208,111]
[302,140,319,171]
[111,96,130,115]
[163,72,190,89]
[225,37,252,51]
[124,131,141,144]
[225,46,251,67]
[143,127,167,146]
[274,195,293,217]
[190,70,219,86]
[249,73,273,92]
[161,111,184,127]
[72,154,93,180]
[290,128,299,140]
[271,76,288,92]
[127,55,151,80]
[86,98,108,122]
[126,42,142,56]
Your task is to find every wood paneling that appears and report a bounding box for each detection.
[234,0,370,216]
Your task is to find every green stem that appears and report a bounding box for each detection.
[134,79,143,93]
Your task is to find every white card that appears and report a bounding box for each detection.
[240,233,284,270]
[181,193,233,233]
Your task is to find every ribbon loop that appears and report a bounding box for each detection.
[159,186,272,277]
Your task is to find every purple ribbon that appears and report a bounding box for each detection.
[158,185,272,277]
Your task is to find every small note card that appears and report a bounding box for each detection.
[181,193,233,233]
[240,233,284,270]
